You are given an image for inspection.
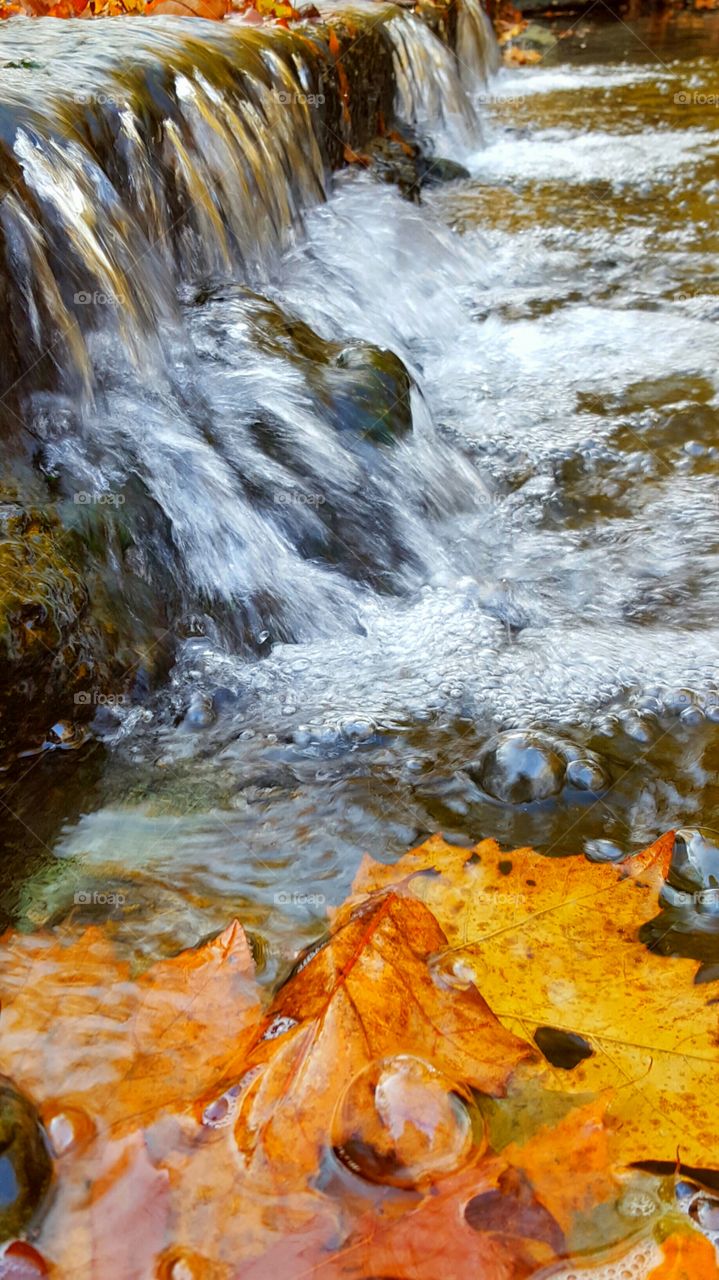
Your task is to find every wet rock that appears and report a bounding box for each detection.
[469,731,565,804]
[0,495,171,763]
[330,345,413,444]
[361,133,470,201]
[0,1080,52,1243]
[363,134,423,202]
[418,156,471,187]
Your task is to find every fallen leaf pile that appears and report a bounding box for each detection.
[0,0,302,21]
[0,830,718,1276]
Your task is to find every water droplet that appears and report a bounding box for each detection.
[429,951,476,992]
[668,828,719,895]
[261,1015,298,1042]
[44,1106,94,1157]
[0,1242,48,1278]
[202,1085,241,1130]
[333,1055,475,1188]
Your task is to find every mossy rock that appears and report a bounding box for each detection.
[0,495,171,761]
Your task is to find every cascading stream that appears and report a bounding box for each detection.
[1,8,718,969]
[0,1,497,649]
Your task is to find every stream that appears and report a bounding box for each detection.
[0,9,718,987]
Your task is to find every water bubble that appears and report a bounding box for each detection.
[689,1192,719,1234]
[429,951,477,992]
[156,1250,207,1280]
[202,1085,241,1130]
[0,1242,48,1278]
[45,721,87,750]
[182,694,216,731]
[585,839,626,864]
[44,1106,94,1158]
[636,696,663,715]
[565,757,607,793]
[333,1055,475,1188]
[616,711,653,744]
[680,705,705,727]
[341,718,375,743]
[261,1015,298,1042]
[664,688,695,715]
[469,731,565,805]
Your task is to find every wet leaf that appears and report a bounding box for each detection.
[229,891,532,1190]
[240,1100,615,1280]
[0,919,260,1136]
[348,832,719,1169]
[646,1230,719,1278]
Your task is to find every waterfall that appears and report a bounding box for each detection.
[0,4,498,662]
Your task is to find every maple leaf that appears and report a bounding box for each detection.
[0,919,261,1136]
[348,832,719,1171]
[228,890,532,1190]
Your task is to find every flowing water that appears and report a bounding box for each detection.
[0,6,718,988]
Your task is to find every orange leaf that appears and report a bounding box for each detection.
[646,1231,719,1279]
[0,919,261,1136]
[228,891,532,1191]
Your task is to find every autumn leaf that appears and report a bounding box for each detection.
[646,1230,719,1278]
[503,46,542,65]
[0,921,263,1276]
[348,831,719,1171]
[225,891,532,1193]
[134,891,532,1274]
[0,919,261,1136]
[236,1099,616,1280]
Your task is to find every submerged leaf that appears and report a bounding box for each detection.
[349,832,719,1169]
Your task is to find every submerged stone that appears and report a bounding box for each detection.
[565,756,607,793]
[419,156,471,187]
